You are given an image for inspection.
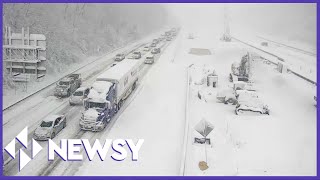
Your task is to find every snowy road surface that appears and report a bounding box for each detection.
[2,28,316,176]
[183,30,316,175]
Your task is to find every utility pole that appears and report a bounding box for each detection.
[221,5,231,42]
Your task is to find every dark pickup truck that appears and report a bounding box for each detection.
[54,74,82,97]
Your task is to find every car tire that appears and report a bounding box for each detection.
[63,122,66,128]
[132,82,137,90]
[51,132,56,139]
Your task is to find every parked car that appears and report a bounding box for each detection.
[151,48,161,54]
[133,51,141,59]
[143,46,150,52]
[235,89,258,99]
[166,37,172,41]
[54,74,82,97]
[235,96,269,115]
[144,55,155,64]
[34,115,67,140]
[69,87,90,105]
[216,88,237,105]
[114,53,125,61]
[261,42,268,46]
[150,43,157,47]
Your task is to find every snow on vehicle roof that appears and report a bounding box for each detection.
[91,81,112,94]
[75,87,88,92]
[60,77,72,82]
[43,115,60,122]
[96,60,139,82]
[87,81,112,103]
[238,95,265,108]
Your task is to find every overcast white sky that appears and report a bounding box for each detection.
[167,3,316,48]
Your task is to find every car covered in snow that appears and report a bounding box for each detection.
[151,48,161,54]
[34,115,67,140]
[150,43,157,47]
[54,74,82,97]
[69,87,90,105]
[144,55,155,64]
[132,51,142,59]
[152,39,159,44]
[235,95,269,115]
[143,46,150,52]
[114,53,125,61]
[216,88,237,104]
[235,89,258,99]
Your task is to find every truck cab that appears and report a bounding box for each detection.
[80,81,116,131]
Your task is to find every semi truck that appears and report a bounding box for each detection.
[79,60,140,131]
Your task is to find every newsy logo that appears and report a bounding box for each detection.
[4,127,42,171]
[4,127,144,171]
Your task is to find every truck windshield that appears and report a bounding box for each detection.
[59,81,70,86]
[40,121,53,128]
[73,91,83,96]
[88,102,105,109]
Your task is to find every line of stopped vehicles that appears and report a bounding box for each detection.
[33,28,178,140]
[198,52,270,115]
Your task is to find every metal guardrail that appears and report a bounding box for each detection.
[232,36,317,86]
[257,36,316,57]
[3,40,145,111]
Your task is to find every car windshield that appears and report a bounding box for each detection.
[59,81,69,86]
[147,57,153,59]
[73,91,83,96]
[116,54,122,57]
[40,121,53,128]
[88,102,105,109]
[133,52,139,54]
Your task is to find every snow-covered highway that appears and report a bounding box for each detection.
[2,28,316,176]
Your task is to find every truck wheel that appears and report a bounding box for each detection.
[118,100,123,110]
